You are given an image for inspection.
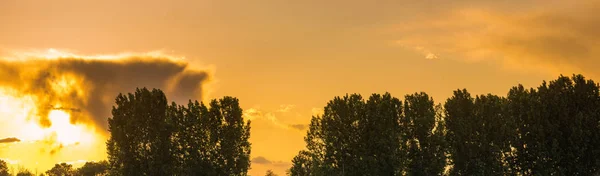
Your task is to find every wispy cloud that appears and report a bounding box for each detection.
[393,0,600,76]
[276,104,295,113]
[244,108,287,129]
[397,45,439,60]
[244,107,308,131]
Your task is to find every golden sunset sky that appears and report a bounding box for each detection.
[1,0,599,175]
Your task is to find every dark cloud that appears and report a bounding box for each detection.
[48,144,64,155]
[251,156,272,164]
[0,56,210,132]
[289,124,307,130]
[251,156,291,168]
[0,137,20,143]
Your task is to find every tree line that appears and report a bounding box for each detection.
[289,74,600,175]
[2,74,600,175]
[1,88,252,176]
[0,160,108,176]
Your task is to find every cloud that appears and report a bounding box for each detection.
[244,108,288,129]
[251,156,271,164]
[398,45,439,60]
[276,104,295,113]
[251,156,291,168]
[244,107,307,131]
[0,137,20,143]
[48,144,64,155]
[0,49,211,132]
[393,0,600,76]
[289,124,307,130]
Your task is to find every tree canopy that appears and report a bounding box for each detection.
[76,161,109,176]
[7,74,599,175]
[265,170,278,176]
[45,163,74,176]
[290,93,409,175]
[0,160,8,176]
[106,88,251,176]
[290,74,600,176]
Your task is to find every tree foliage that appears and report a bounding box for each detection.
[76,161,109,176]
[290,74,600,175]
[15,168,34,176]
[445,90,513,175]
[403,92,446,175]
[0,160,8,176]
[508,75,600,175]
[45,163,74,176]
[290,93,406,175]
[107,88,251,176]
[265,170,278,176]
[288,150,316,176]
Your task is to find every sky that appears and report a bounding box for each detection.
[1,0,599,175]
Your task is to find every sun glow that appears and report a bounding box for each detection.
[0,88,96,146]
[0,48,200,172]
[47,110,84,145]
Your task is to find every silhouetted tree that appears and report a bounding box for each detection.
[403,92,446,175]
[265,169,278,176]
[0,160,8,176]
[288,150,315,176]
[445,90,513,175]
[107,88,251,175]
[76,161,108,176]
[16,168,34,176]
[170,98,251,175]
[45,163,74,176]
[509,75,600,175]
[107,88,174,176]
[289,74,600,175]
[290,93,405,175]
[209,97,252,175]
[359,93,405,175]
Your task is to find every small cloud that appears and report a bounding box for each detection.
[251,156,291,168]
[252,156,272,164]
[49,144,64,155]
[243,108,261,121]
[398,44,439,60]
[425,53,438,60]
[289,124,308,130]
[276,104,295,113]
[244,107,306,131]
[243,108,287,129]
[0,137,20,143]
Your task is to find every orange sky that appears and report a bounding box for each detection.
[1,0,599,175]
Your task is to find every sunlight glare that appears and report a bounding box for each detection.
[47,110,83,145]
